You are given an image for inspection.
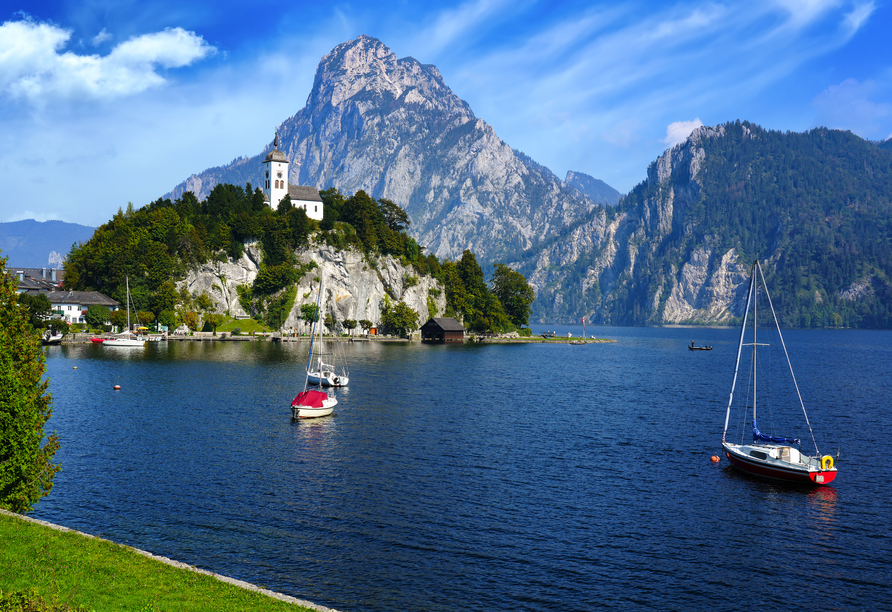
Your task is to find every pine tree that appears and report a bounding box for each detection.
[0,255,60,513]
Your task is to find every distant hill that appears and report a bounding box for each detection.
[0,220,95,268]
[565,171,622,205]
[879,138,892,152]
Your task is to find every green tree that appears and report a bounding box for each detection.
[381,298,419,337]
[359,319,373,333]
[110,309,128,331]
[158,309,177,330]
[342,319,357,336]
[1,258,60,512]
[205,313,225,333]
[183,311,200,331]
[378,198,410,233]
[136,311,155,328]
[16,293,52,328]
[151,281,179,315]
[300,303,319,325]
[491,263,536,327]
[84,305,111,329]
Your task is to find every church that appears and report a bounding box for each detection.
[262,133,324,220]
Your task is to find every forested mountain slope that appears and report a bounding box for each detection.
[518,122,892,328]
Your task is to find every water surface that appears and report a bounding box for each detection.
[34,327,892,610]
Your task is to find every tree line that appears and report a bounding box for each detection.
[61,184,534,334]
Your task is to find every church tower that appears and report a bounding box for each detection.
[262,132,289,210]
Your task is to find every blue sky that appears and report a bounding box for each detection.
[1,0,889,227]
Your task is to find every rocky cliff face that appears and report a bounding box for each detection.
[521,125,753,325]
[179,240,444,332]
[522,121,892,326]
[167,35,602,263]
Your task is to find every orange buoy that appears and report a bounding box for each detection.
[710,455,720,463]
[113,385,121,390]
[73,366,77,369]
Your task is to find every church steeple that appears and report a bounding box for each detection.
[262,130,289,209]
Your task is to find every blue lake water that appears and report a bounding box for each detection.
[33,326,892,611]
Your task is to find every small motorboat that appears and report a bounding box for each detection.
[41,328,63,345]
[689,342,712,351]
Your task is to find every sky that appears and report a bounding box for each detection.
[1,0,890,228]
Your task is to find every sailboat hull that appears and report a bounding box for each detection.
[723,443,837,486]
[291,389,337,419]
[307,371,349,387]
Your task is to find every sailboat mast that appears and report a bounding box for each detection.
[723,260,757,442]
[304,270,325,388]
[126,277,131,334]
[753,264,758,427]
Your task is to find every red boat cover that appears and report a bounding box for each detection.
[292,389,328,408]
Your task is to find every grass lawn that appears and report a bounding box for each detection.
[216,318,271,334]
[0,511,319,611]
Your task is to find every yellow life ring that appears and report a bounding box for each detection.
[821,455,834,470]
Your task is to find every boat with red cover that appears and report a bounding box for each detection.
[720,260,837,486]
[291,271,337,420]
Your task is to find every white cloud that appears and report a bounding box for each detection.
[0,19,215,101]
[91,28,112,46]
[771,0,843,26]
[812,77,892,138]
[843,1,875,35]
[663,118,704,147]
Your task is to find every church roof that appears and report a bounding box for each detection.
[288,185,323,202]
[265,149,288,163]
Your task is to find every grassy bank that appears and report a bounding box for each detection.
[0,511,320,612]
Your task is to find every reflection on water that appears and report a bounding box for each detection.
[36,329,892,611]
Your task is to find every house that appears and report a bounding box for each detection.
[9,267,64,293]
[421,317,465,343]
[44,291,119,325]
[261,132,325,220]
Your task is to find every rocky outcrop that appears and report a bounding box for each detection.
[179,240,444,332]
[166,35,605,263]
[520,124,754,325]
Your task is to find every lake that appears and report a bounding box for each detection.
[33,326,892,611]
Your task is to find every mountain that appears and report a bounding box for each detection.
[565,171,622,205]
[167,35,613,263]
[516,121,892,328]
[878,138,892,152]
[0,220,95,268]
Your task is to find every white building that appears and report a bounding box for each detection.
[262,132,324,221]
[45,291,119,324]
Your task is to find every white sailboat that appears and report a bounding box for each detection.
[103,277,145,348]
[720,260,837,485]
[291,272,337,419]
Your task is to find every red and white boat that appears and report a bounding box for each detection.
[291,271,337,419]
[721,260,837,486]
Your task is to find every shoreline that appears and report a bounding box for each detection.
[58,333,617,345]
[1,508,340,612]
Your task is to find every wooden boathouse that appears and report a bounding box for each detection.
[421,317,465,343]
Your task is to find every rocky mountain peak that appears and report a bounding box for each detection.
[305,35,469,119]
[167,35,615,262]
